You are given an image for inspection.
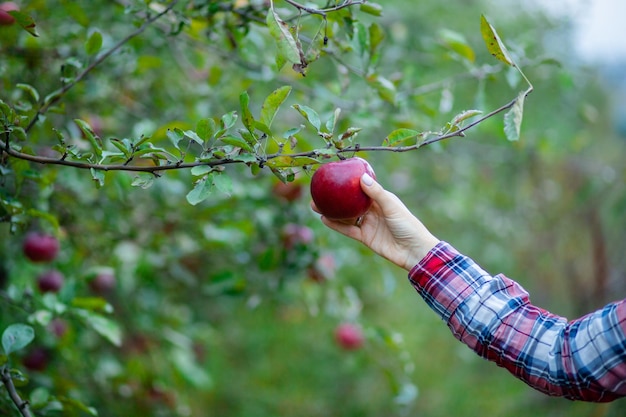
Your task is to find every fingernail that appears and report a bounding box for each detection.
[362,173,374,186]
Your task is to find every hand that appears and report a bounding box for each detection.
[311,173,440,271]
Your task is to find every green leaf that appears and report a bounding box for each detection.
[9,10,39,37]
[131,174,155,189]
[85,30,103,55]
[360,2,383,16]
[78,311,122,347]
[171,348,213,389]
[504,92,526,141]
[212,172,233,196]
[266,3,302,65]
[74,119,103,158]
[260,86,292,128]
[239,91,256,139]
[292,104,321,131]
[383,128,420,147]
[325,108,341,134]
[90,168,105,188]
[190,165,213,176]
[16,83,40,103]
[197,118,217,141]
[368,22,385,65]
[367,75,397,104]
[439,29,475,62]
[167,128,185,150]
[2,324,35,355]
[220,136,253,152]
[221,111,238,130]
[184,130,204,145]
[451,109,482,126]
[480,15,515,66]
[186,177,213,205]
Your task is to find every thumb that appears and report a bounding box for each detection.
[360,173,400,212]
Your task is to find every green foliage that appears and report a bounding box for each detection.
[1,0,625,416]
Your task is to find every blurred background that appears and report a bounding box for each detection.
[1,0,625,416]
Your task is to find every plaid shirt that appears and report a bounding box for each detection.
[408,241,626,402]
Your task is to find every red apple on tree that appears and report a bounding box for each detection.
[334,323,364,350]
[88,268,117,294]
[310,157,376,221]
[22,347,51,371]
[22,232,60,263]
[0,2,19,26]
[37,270,64,293]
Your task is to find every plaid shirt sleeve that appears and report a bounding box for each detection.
[408,241,626,402]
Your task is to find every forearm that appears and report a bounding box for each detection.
[408,242,626,402]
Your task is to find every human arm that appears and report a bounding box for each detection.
[410,242,626,402]
[313,174,626,402]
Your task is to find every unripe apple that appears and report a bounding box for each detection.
[22,232,60,263]
[334,323,364,350]
[310,157,376,221]
[0,2,18,26]
[37,270,64,293]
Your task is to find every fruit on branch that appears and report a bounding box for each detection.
[22,347,51,371]
[37,270,64,293]
[334,323,364,350]
[0,2,18,26]
[310,157,376,221]
[272,180,303,202]
[23,232,60,263]
[281,223,314,250]
[88,268,117,295]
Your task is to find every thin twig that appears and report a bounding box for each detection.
[1,366,33,417]
[283,0,366,16]
[24,0,180,133]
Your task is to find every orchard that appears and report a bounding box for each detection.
[1,1,625,416]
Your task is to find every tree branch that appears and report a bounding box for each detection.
[0,86,532,174]
[24,0,181,133]
[1,366,33,417]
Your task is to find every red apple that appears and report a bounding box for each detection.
[22,232,60,263]
[272,180,303,202]
[310,157,376,221]
[88,269,117,294]
[0,2,18,26]
[22,347,50,371]
[281,223,314,250]
[334,323,364,350]
[37,270,64,293]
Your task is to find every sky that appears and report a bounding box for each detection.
[540,0,626,62]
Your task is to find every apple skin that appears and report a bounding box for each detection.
[0,2,18,26]
[22,347,50,371]
[37,270,64,293]
[23,232,60,263]
[310,157,376,221]
[334,323,364,350]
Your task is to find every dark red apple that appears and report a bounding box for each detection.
[22,347,50,371]
[37,270,64,293]
[310,157,376,221]
[334,323,364,350]
[23,232,60,263]
[0,2,18,26]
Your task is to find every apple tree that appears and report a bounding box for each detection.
[1,0,624,416]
